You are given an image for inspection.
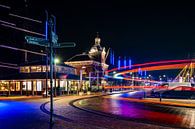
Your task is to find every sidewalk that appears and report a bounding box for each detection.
[1,92,194,108]
[0,95,42,100]
[0,91,106,101]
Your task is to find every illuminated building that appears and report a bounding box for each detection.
[0,61,87,96]
[65,33,109,91]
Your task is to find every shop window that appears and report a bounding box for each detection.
[33,81,37,91]
[16,82,20,91]
[0,81,8,91]
[37,81,42,91]
[22,82,26,90]
[60,80,64,87]
[10,82,15,91]
[27,81,32,91]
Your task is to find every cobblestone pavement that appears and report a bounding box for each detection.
[71,95,195,129]
[1,93,194,129]
[44,95,176,129]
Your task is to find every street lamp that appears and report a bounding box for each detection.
[79,66,86,95]
[54,58,60,96]
[54,58,60,64]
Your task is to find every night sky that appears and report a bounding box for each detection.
[1,1,195,65]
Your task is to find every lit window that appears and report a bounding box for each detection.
[24,66,30,73]
[37,81,42,91]
[42,66,46,72]
[37,66,42,72]
[31,66,37,73]
[16,82,20,91]
[27,81,32,91]
[20,67,25,73]
[20,66,30,73]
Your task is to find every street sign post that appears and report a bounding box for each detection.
[25,36,48,47]
[25,14,76,128]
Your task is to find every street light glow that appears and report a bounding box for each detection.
[54,58,60,64]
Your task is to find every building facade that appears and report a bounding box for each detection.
[65,33,109,91]
[0,61,88,96]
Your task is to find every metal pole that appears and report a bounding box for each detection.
[89,72,91,91]
[54,60,56,97]
[49,19,54,127]
[80,69,83,93]
[97,71,99,91]
[46,52,48,98]
[45,10,48,98]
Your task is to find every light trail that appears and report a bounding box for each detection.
[116,63,190,77]
[107,59,193,73]
[1,24,45,37]
[9,13,42,24]
[106,61,195,83]
[113,63,189,80]
[103,85,195,91]
[104,85,168,89]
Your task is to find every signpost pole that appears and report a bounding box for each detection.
[48,19,54,128]
[25,13,76,129]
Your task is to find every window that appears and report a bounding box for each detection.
[16,82,20,91]
[31,66,37,73]
[30,66,42,73]
[10,82,15,91]
[42,66,46,72]
[0,81,9,91]
[37,66,42,72]
[42,66,50,72]
[20,66,30,73]
[27,81,32,91]
[22,82,26,90]
[37,81,42,91]
[60,80,65,87]
[20,67,25,73]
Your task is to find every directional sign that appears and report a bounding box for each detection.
[51,31,58,44]
[54,42,76,48]
[25,36,48,47]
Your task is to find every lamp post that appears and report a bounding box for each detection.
[79,66,86,95]
[54,58,59,97]
[89,72,92,92]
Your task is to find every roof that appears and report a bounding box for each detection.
[68,54,91,61]
[0,73,87,80]
[68,54,101,62]
[20,60,75,69]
